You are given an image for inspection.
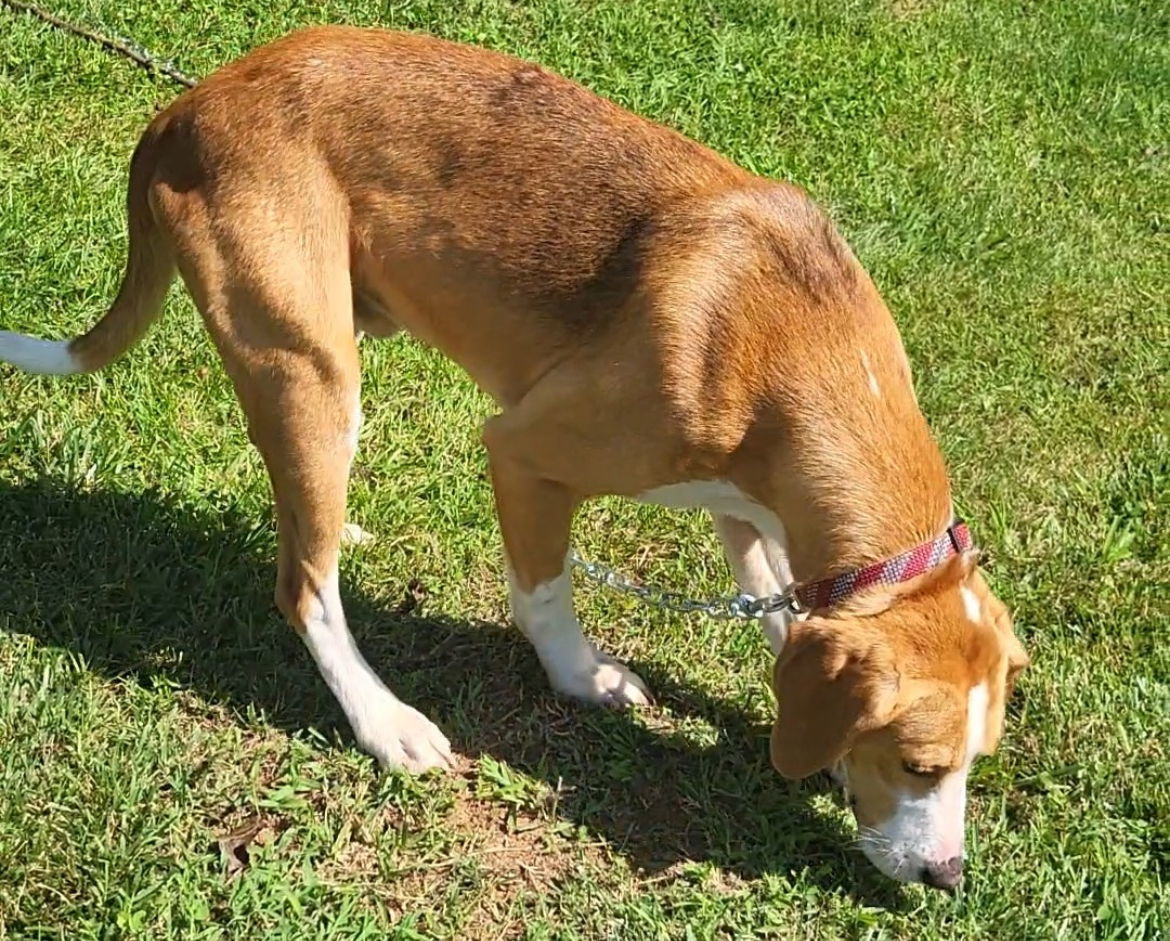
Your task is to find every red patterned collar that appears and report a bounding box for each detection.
[793,521,974,612]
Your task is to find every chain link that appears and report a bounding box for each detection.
[568,551,801,620]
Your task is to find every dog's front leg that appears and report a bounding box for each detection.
[485,444,651,707]
[713,514,796,655]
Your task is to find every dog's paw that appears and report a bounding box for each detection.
[341,522,376,546]
[357,702,454,774]
[554,649,653,708]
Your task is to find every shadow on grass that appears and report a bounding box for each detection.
[0,479,906,907]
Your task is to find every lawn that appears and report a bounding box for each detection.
[0,0,1166,937]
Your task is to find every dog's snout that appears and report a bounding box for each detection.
[920,857,963,891]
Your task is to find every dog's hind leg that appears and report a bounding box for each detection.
[160,187,452,773]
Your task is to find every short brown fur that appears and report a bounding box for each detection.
[9,26,1027,882]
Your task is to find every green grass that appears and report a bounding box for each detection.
[1,0,1167,937]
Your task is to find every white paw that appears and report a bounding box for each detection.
[552,649,653,708]
[355,702,454,773]
[340,522,375,546]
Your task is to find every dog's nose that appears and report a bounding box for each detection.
[921,857,963,891]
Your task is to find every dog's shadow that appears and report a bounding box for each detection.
[0,479,904,905]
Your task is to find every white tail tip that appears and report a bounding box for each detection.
[0,331,81,374]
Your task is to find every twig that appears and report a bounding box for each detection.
[0,0,198,88]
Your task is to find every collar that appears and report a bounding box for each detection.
[793,520,974,612]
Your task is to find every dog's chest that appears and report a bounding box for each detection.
[636,480,786,543]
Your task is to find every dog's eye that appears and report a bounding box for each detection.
[901,762,938,779]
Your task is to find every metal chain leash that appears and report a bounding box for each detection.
[2,1,804,623]
[569,552,801,621]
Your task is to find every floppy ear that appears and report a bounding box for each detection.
[996,608,1030,696]
[970,570,1030,694]
[770,618,901,779]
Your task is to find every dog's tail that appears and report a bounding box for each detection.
[0,134,175,375]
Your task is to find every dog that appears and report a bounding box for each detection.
[0,26,1029,889]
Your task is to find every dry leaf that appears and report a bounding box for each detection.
[216,817,267,879]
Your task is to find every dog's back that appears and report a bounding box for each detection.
[133,28,749,398]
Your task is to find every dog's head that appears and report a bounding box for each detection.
[770,553,1028,889]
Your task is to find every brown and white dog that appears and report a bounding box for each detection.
[0,27,1028,888]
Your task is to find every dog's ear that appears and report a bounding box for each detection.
[969,570,1030,695]
[998,615,1030,697]
[770,618,900,779]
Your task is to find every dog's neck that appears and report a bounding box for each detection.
[724,379,954,587]
[650,193,956,587]
[762,433,954,586]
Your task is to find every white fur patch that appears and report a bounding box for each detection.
[0,332,80,374]
[637,480,786,543]
[300,572,452,772]
[640,481,795,653]
[509,558,649,706]
[301,574,387,728]
[965,682,989,762]
[713,515,796,654]
[509,563,588,673]
[861,682,989,882]
[960,586,982,624]
[345,400,363,457]
[860,350,881,397]
[340,522,375,546]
